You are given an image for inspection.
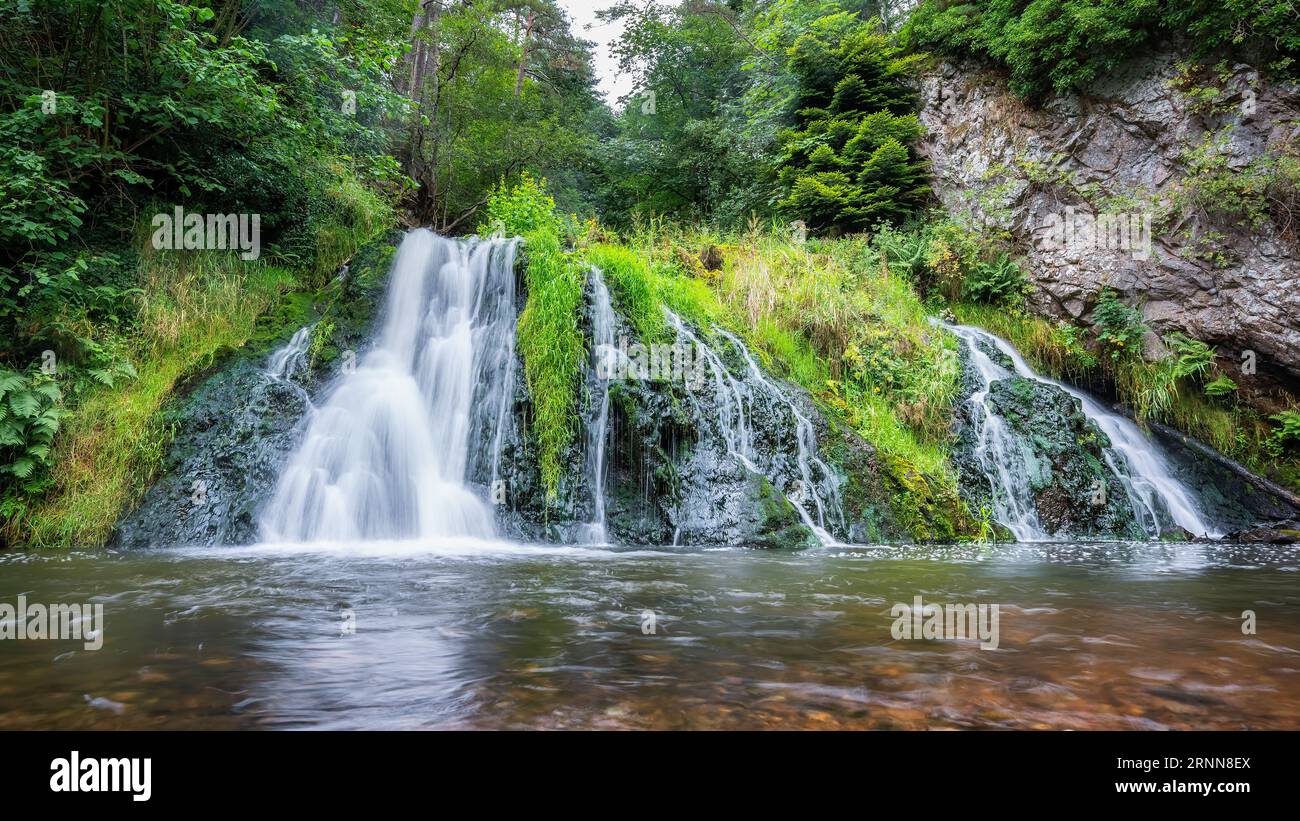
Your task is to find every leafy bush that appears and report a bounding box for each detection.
[1123,332,1216,420]
[905,0,1300,100]
[0,367,63,495]
[1269,410,1300,453]
[874,225,931,282]
[961,253,1026,304]
[481,174,565,240]
[1093,288,1146,363]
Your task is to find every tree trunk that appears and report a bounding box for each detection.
[403,1,446,224]
[514,10,536,100]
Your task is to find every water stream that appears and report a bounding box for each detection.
[667,311,842,545]
[4,233,1294,731]
[576,267,615,545]
[948,323,1216,539]
[3,541,1297,729]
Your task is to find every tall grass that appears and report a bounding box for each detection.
[583,243,669,343]
[634,228,962,466]
[614,224,971,534]
[952,302,1099,382]
[517,230,585,502]
[10,252,295,547]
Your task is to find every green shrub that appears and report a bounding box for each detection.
[1269,410,1300,453]
[1093,287,1146,363]
[961,253,1026,304]
[777,14,928,233]
[1121,332,1215,420]
[481,173,563,239]
[0,367,63,496]
[905,0,1300,100]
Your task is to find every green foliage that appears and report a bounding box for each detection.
[1093,288,1146,363]
[905,0,1300,100]
[486,177,585,503]
[583,243,668,344]
[0,367,63,495]
[1121,332,1216,421]
[777,14,928,233]
[308,319,337,369]
[1204,374,1238,398]
[405,0,604,226]
[482,174,564,239]
[1180,130,1300,233]
[517,230,585,504]
[1270,410,1300,452]
[874,224,930,281]
[1162,333,1215,380]
[0,0,403,359]
[953,303,1099,382]
[0,0,401,543]
[961,253,1026,305]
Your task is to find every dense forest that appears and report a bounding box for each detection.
[2,0,1298,547]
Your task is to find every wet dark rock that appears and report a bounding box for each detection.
[951,339,1145,540]
[1147,424,1300,531]
[1228,527,1300,545]
[984,377,1143,538]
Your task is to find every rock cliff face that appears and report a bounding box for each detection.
[917,52,1300,400]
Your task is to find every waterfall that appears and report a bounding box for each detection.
[260,230,518,543]
[948,323,1217,539]
[947,325,1047,540]
[577,267,615,544]
[668,311,843,545]
[265,325,313,380]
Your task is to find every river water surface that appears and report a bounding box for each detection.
[1,540,1298,729]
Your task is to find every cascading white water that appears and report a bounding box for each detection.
[715,328,845,535]
[947,325,1048,541]
[577,267,616,544]
[266,325,313,380]
[260,230,518,543]
[948,323,1217,539]
[667,311,842,545]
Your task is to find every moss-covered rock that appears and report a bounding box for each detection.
[980,376,1144,538]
